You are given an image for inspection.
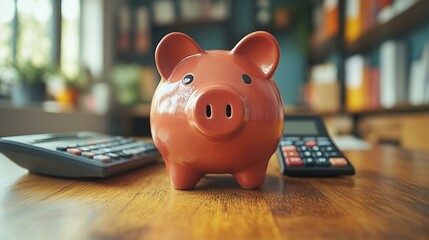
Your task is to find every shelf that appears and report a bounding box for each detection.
[347,104,429,116]
[0,100,106,116]
[346,0,429,55]
[152,19,228,29]
[284,106,344,116]
[284,104,429,117]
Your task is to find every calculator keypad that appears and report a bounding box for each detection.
[56,137,157,164]
[280,137,348,168]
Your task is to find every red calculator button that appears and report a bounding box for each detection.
[283,151,299,157]
[305,141,317,147]
[282,145,296,151]
[67,148,81,155]
[285,157,303,167]
[329,157,348,167]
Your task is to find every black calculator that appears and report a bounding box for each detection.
[0,132,160,178]
[278,115,355,177]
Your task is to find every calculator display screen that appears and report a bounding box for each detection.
[283,121,319,135]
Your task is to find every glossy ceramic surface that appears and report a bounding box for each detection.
[150,31,284,189]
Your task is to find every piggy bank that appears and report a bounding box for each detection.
[150,31,284,189]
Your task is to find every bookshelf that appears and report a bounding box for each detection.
[307,0,429,112]
[346,0,429,55]
[306,0,429,150]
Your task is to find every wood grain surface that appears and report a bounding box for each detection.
[0,145,428,240]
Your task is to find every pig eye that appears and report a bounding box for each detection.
[183,74,194,84]
[241,74,252,84]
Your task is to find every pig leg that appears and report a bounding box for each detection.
[233,161,268,189]
[167,163,203,190]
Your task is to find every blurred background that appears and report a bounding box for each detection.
[0,0,428,151]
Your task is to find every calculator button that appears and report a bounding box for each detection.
[283,151,299,157]
[94,155,112,163]
[82,152,95,159]
[299,146,307,151]
[303,151,311,157]
[56,146,67,151]
[330,151,341,156]
[67,148,81,155]
[122,149,134,156]
[324,151,341,158]
[314,151,323,157]
[107,153,120,160]
[324,146,335,151]
[315,157,330,167]
[96,144,107,149]
[305,140,317,147]
[312,146,320,151]
[285,157,303,167]
[303,158,316,166]
[119,151,133,158]
[88,145,99,150]
[99,148,112,154]
[281,140,293,146]
[282,146,296,151]
[129,148,144,156]
[329,158,348,167]
[79,147,91,152]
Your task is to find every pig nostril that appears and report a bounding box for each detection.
[226,104,232,118]
[206,105,212,118]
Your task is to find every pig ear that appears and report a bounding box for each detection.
[232,31,279,78]
[155,32,203,80]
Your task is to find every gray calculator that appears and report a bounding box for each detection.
[0,132,160,178]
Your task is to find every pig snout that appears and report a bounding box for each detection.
[190,85,247,138]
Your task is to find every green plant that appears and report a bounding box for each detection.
[14,62,49,84]
[47,66,91,90]
[111,64,140,105]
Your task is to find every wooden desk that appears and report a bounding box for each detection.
[0,145,428,239]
